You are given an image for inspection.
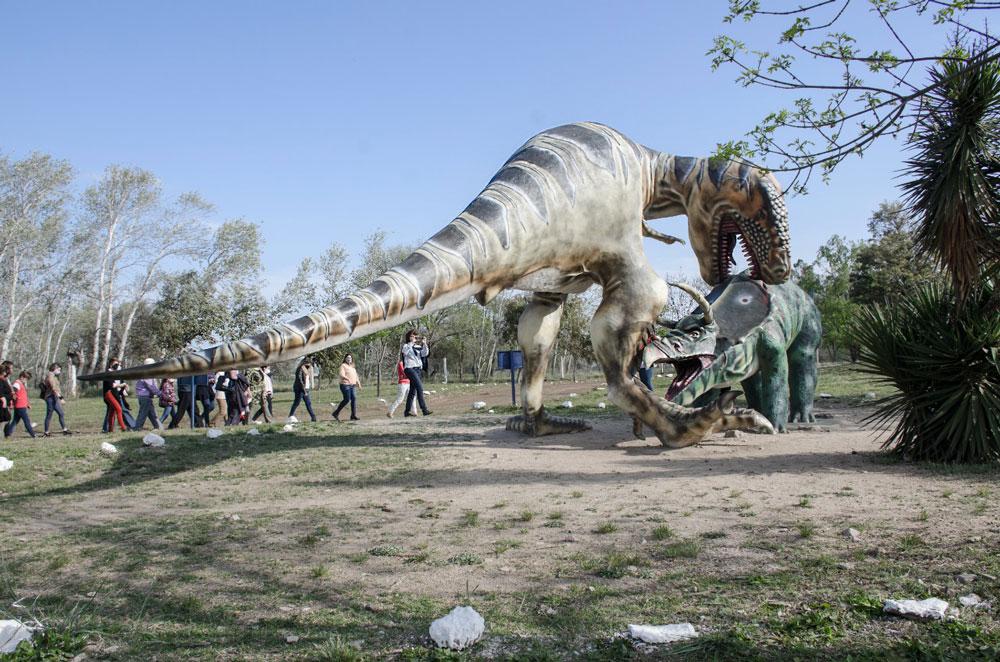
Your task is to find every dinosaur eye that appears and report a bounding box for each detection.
[739,295,753,304]
[691,330,700,338]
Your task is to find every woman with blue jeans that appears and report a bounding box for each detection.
[289,359,317,421]
[42,362,71,436]
[401,330,432,417]
[332,354,361,421]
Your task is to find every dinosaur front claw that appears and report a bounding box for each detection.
[506,408,592,437]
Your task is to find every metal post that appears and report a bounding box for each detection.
[510,368,516,406]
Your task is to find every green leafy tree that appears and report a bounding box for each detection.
[849,202,943,304]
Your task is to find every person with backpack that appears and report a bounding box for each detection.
[289,358,317,422]
[401,330,432,417]
[4,370,36,438]
[42,362,71,436]
[159,377,177,424]
[132,359,163,431]
[222,369,250,425]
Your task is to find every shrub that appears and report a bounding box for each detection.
[852,283,1000,463]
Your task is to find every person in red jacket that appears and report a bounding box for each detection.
[4,370,36,438]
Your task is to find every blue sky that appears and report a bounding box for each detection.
[2,1,948,289]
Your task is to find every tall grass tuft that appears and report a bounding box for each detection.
[852,282,1000,463]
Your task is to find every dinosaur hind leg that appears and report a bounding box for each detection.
[788,313,821,423]
[505,292,591,436]
[591,268,770,448]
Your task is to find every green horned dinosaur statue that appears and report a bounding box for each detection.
[643,272,822,433]
[82,122,792,447]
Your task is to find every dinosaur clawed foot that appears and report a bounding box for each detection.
[506,409,592,437]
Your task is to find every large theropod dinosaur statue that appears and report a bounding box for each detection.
[643,272,821,433]
[82,122,792,446]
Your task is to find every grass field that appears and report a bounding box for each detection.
[2,364,998,660]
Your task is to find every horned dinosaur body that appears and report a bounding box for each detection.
[83,122,792,446]
[644,272,822,432]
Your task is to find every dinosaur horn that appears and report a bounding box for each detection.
[669,282,713,325]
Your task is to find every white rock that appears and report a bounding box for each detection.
[285,634,299,643]
[282,424,296,433]
[843,527,862,543]
[429,605,485,650]
[487,409,495,414]
[884,598,949,621]
[0,457,12,472]
[206,428,223,439]
[142,433,165,448]
[472,401,487,410]
[286,416,299,424]
[569,393,578,397]
[246,428,261,436]
[597,402,607,409]
[560,401,573,408]
[864,391,878,400]
[959,593,982,607]
[230,514,241,521]
[423,390,432,396]
[818,393,833,399]
[0,619,35,653]
[627,623,698,644]
[100,442,119,456]
[377,398,387,404]
[957,572,977,584]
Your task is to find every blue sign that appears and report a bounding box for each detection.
[497,350,524,370]
[497,350,524,405]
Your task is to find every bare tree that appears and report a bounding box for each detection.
[709,1,1000,192]
[115,192,214,362]
[78,165,160,370]
[0,152,73,359]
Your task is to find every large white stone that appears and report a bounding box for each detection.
[429,606,485,650]
[287,415,299,424]
[0,619,34,653]
[142,433,165,447]
[0,457,12,472]
[884,598,949,621]
[282,424,296,433]
[100,442,119,456]
[472,401,487,410]
[560,401,574,408]
[246,428,261,436]
[597,402,607,409]
[206,428,223,439]
[627,623,698,644]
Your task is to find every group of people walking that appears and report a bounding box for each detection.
[1,328,435,439]
[1,360,72,439]
[100,359,278,432]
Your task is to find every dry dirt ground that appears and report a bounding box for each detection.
[1,376,999,660]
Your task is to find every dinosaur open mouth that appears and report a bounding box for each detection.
[664,355,715,400]
[715,213,761,282]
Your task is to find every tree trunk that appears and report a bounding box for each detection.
[442,357,448,384]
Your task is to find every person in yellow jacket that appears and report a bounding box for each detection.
[332,354,362,421]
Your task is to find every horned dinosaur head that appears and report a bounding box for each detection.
[686,164,791,286]
[646,274,773,404]
[642,283,719,400]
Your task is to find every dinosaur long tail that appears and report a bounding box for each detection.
[79,220,495,382]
